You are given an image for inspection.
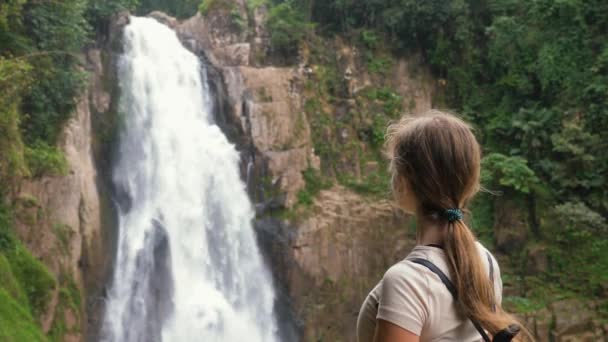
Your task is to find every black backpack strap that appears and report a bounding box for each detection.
[409,258,492,342]
[409,258,457,299]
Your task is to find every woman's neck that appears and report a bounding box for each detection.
[415,213,447,246]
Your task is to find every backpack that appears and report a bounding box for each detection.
[409,253,521,342]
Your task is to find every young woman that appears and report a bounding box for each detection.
[356,110,529,342]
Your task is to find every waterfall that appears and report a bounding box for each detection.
[100,17,278,342]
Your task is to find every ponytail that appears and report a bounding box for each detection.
[445,220,531,341]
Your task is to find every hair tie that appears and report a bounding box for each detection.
[442,208,463,222]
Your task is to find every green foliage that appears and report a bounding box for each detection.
[199,0,214,15]
[0,58,31,193]
[0,288,47,342]
[0,202,54,339]
[0,1,26,30]
[230,6,247,31]
[21,65,88,144]
[267,2,312,56]
[198,0,231,16]
[0,0,108,188]
[469,193,494,247]
[25,141,68,178]
[366,54,393,75]
[0,254,24,304]
[360,29,380,49]
[297,168,331,206]
[8,0,89,147]
[502,295,545,314]
[6,244,56,318]
[482,153,539,194]
[0,101,29,195]
[339,171,390,197]
[0,205,14,251]
[52,224,72,253]
[362,87,402,118]
[0,1,27,52]
[48,275,81,340]
[546,201,608,293]
[137,0,199,18]
[1,203,54,317]
[247,0,268,11]
[0,57,32,105]
[87,0,139,29]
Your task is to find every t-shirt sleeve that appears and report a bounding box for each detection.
[492,254,503,305]
[376,263,428,336]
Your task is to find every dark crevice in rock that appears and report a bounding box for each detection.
[85,12,130,342]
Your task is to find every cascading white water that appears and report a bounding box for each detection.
[100,17,278,342]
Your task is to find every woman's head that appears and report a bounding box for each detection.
[386,110,481,217]
[386,110,532,341]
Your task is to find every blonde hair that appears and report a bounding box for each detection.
[385,110,532,340]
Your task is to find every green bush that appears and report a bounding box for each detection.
[545,202,608,293]
[360,29,380,49]
[199,0,231,15]
[469,193,495,247]
[25,141,68,178]
[297,168,331,206]
[502,295,545,314]
[481,153,539,194]
[6,244,56,318]
[87,0,139,29]
[366,54,393,75]
[0,288,47,342]
[48,275,82,340]
[0,254,25,305]
[0,202,15,252]
[247,0,267,12]
[0,204,54,339]
[339,171,390,198]
[267,2,312,56]
[52,224,72,254]
[0,58,31,194]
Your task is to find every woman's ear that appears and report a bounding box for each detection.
[393,175,417,215]
[399,177,418,215]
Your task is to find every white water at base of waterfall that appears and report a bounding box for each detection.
[100,16,278,342]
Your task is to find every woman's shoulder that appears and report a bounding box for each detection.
[474,241,501,272]
[382,252,432,290]
[384,258,426,280]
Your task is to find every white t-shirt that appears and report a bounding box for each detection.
[356,242,502,342]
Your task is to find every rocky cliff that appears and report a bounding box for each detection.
[12,49,113,340]
[9,12,127,339]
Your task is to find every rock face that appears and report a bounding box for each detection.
[288,187,414,341]
[178,13,315,207]
[11,10,128,338]
[175,5,433,208]
[521,299,608,342]
[13,48,111,340]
